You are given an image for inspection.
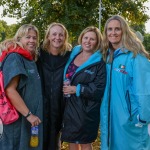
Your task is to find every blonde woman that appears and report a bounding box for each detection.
[100,15,150,150]
[61,26,106,150]
[0,24,43,150]
[36,22,71,150]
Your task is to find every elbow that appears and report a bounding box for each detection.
[5,87,15,98]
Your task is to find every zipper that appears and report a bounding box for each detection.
[107,56,114,147]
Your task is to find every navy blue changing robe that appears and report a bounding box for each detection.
[0,53,43,150]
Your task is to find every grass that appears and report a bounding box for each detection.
[61,130,101,150]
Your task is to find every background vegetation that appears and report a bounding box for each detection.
[0,0,150,50]
[0,0,150,51]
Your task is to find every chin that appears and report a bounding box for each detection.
[28,49,35,54]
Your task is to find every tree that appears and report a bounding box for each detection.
[143,33,150,52]
[0,20,18,41]
[0,0,149,44]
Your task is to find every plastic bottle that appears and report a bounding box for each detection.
[63,78,71,97]
[29,125,39,147]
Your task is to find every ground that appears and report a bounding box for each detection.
[61,130,101,150]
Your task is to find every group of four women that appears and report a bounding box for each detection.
[0,14,150,150]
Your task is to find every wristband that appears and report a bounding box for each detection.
[25,111,32,118]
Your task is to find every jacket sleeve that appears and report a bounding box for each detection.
[133,54,150,124]
[3,53,28,89]
[76,60,106,102]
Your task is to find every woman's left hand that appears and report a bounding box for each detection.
[63,85,76,95]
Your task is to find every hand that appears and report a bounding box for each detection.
[135,114,143,127]
[26,114,41,127]
[148,124,150,136]
[63,85,76,95]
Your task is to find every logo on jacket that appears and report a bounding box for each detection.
[27,69,35,74]
[114,64,127,74]
[84,70,94,74]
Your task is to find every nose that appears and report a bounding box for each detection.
[86,38,90,43]
[56,34,60,39]
[111,29,116,34]
[30,37,36,42]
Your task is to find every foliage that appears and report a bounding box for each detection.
[0,20,18,41]
[143,33,150,52]
[0,0,149,45]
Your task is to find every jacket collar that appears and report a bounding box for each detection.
[64,45,102,79]
[0,46,33,62]
[111,47,129,58]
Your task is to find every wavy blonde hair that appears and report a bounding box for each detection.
[102,15,149,61]
[13,24,39,60]
[43,22,72,55]
[78,26,103,53]
[0,39,20,55]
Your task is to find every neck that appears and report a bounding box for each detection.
[80,51,93,61]
[111,43,122,51]
[82,51,93,57]
[48,47,60,56]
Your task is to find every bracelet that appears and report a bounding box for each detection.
[25,111,32,118]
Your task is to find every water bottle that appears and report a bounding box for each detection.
[63,78,71,97]
[29,125,39,147]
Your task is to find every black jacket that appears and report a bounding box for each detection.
[36,47,70,150]
[61,45,106,144]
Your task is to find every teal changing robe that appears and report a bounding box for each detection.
[0,53,43,150]
[100,48,150,150]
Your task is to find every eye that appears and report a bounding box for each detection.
[52,33,57,36]
[59,34,64,37]
[115,27,121,31]
[26,36,30,39]
[33,36,37,40]
[83,36,88,40]
[91,38,95,41]
[107,28,112,32]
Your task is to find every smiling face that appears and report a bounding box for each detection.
[81,31,98,53]
[48,25,65,50]
[19,29,37,54]
[107,19,122,50]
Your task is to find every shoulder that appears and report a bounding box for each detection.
[37,45,48,61]
[72,45,82,53]
[64,51,71,58]
[5,53,23,63]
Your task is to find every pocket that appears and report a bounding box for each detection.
[125,90,132,120]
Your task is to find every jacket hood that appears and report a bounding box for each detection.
[64,45,102,79]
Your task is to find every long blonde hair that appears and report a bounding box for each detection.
[102,15,149,61]
[42,22,72,55]
[78,26,103,53]
[0,39,20,56]
[14,24,39,59]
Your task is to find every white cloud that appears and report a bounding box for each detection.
[0,17,18,25]
[0,6,18,25]
[144,1,150,33]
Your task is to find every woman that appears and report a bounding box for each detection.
[36,22,71,150]
[100,15,150,150]
[0,24,43,150]
[61,26,106,150]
